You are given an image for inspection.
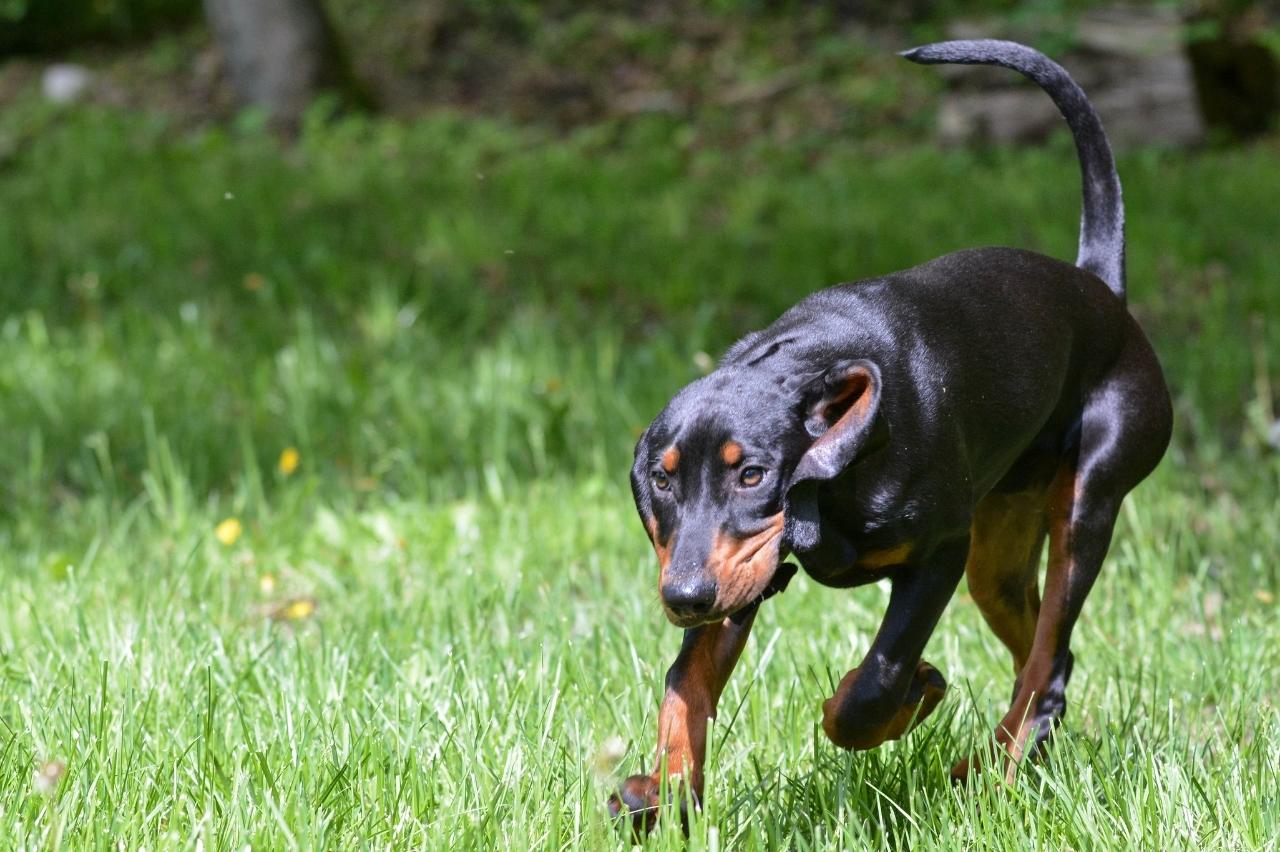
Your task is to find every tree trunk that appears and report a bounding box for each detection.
[203,0,367,130]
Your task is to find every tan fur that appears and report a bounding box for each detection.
[855,541,915,570]
[720,441,743,466]
[706,513,785,614]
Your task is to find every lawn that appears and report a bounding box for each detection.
[0,98,1278,848]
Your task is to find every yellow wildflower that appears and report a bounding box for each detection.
[278,446,300,476]
[270,597,317,622]
[215,517,243,546]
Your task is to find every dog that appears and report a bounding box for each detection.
[607,39,1173,834]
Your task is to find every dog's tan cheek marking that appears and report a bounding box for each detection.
[720,441,743,466]
[661,446,681,473]
[647,516,673,584]
[709,513,785,611]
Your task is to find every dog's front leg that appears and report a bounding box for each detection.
[822,539,967,751]
[609,606,757,836]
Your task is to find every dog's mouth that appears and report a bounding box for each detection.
[663,514,794,627]
[662,560,798,628]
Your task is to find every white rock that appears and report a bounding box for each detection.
[42,64,93,104]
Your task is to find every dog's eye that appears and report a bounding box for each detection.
[739,466,765,488]
[652,469,671,491]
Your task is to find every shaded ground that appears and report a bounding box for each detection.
[0,3,994,150]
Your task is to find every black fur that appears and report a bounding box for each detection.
[903,40,1126,299]
[613,39,1171,831]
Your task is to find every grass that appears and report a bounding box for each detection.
[0,94,1278,848]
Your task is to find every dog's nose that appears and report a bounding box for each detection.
[661,576,718,621]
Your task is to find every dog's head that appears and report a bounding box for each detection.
[632,358,882,627]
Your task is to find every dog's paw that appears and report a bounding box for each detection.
[951,710,1050,786]
[608,774,696,838]
[950,745,1016,786]
[949,753,978,784]
[910,660,948,722]
[822,660,947,751]
[607,774,661,838]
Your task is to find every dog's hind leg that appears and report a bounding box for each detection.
[949,481,1049,782]
[956,325,1171,783]
[963,486,1050,675]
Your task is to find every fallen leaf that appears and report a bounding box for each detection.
[33,760,65,795]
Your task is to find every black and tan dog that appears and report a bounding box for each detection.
[608,40,1172,833]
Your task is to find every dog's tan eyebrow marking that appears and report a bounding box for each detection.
[720,441,743,466]
[661,446,681,473]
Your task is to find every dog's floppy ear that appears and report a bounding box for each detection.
[784,360,882,552]
[630,426,653,524]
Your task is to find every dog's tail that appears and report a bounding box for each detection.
[902,39,1125,301]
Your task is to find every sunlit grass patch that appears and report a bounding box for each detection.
[1,458,1275,847]
[0,101,1277,847]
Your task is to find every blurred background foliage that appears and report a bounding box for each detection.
[1,0,1278,542]
[2,7,1277,847]
[0,0,199,53]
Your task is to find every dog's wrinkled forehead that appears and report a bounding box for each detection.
[641,369,802,460]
